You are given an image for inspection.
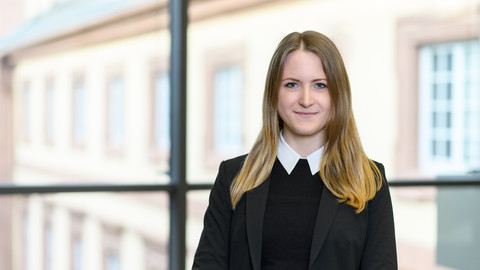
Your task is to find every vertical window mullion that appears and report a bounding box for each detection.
[168,1,188,269]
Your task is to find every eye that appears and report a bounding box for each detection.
[285,82,298,88]
[315,82,327,89]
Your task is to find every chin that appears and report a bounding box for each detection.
[293,130,322,137]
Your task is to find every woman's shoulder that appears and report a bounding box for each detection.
[370,160,385,174]
[220,153,248,175]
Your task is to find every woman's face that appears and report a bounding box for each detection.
[277,49,331,146]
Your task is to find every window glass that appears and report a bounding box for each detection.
[44,219,53,270]
[22,83,31,140]
[71,213,84,270]
[105,253,120,270]
[154,72,170,152]
[45,81,55,143]
[418,40,480,174]
[108,76,125,150]
[73,78,85,146]
[22,210,29,270]
[213,65,243,155]
[72,236,82,270]
[145,240,167,270]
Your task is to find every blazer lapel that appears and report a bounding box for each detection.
[308,187,339,268]
[246,177,270,270]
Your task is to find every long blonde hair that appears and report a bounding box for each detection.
[230,31,382,213]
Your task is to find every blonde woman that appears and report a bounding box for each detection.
[193,31,397,270]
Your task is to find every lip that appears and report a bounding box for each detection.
[295,112,318,117]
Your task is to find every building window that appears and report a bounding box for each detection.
[418,40,480,174]
[72,75,86,147]
[145,240,167,270]
[71,213,83,270]
[45,78,55,144]
[106,75,125,153]
[22,209,29,270]
[150,67,170,162]
[103,226,121,270]
[44,206,53,270]
[22,82,31,141]
[204,46,245,168]
[396,14,480,177]
[213,65,243,155]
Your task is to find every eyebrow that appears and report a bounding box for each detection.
[281,77,327,82]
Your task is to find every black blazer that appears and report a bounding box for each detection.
[192,155,397,270]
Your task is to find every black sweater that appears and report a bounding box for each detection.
[261,158,324,270]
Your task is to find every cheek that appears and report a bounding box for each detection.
[276,92,290,116]
[324,100,332,115]
[324,93,332,112]
[276,101,287,121]
[322,95,332,121]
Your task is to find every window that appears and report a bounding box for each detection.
[145,240,166,270]
[105,253,120,270]
[44,206,53,270]
[396,14,480,177]
[71,214,83,270]
[213,65,243,155]
[103,227,121,270]
[418,40,480,174]
[45,79,55,144]
[22,82,31,141]
[22,209,29,270]
[72,75,86,147]
[204,45,245,167]
[150,64,170,162]
[72,235,83,270]
[107,75,125,153]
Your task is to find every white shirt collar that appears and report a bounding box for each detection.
[277,130,324,175]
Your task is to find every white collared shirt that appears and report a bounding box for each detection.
[277,131,324,175]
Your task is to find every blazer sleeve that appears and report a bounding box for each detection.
[360,162,398,269]
[192,160,234,270]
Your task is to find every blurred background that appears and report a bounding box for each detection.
[0,0,479,269]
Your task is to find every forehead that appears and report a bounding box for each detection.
[282,50,325,78]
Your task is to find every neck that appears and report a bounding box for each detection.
[282,132,324,158]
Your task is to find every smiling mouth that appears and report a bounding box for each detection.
[295,112,318,117]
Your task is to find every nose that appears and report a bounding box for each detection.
[299,87,314,107]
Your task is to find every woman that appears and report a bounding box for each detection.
[193,31,397,270]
